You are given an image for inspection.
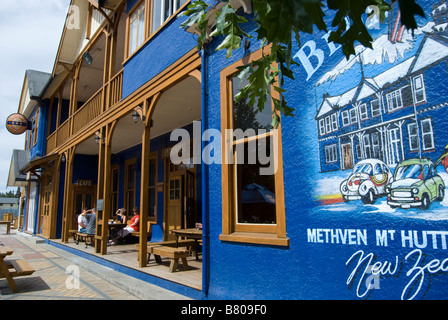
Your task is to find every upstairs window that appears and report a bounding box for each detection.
[129,1,146,55]
[386,89,403,112]
[413,74,426,104]
[151,0,188,34]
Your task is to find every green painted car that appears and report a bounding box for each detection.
[386,158,445,210]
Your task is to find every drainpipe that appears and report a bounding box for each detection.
[200,48,210,298]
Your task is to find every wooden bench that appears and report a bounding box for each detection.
[151,246,190,272]
[75,233,95,248]
[0,247,35,293]
[69,230,78,242]
[136,239,197,263]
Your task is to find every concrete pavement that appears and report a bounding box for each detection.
[0,225,192,300]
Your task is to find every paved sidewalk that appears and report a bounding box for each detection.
[0,225,192,300]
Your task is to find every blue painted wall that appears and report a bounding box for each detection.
[205,0,448,300]
[122,1,198,99]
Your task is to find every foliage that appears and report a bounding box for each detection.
[180,0,425,127]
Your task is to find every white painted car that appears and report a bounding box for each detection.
[340,159,393,204]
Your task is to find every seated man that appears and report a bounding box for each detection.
[78,208,88,233]
[82,208,97,235]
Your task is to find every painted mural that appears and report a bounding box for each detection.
[290,0,448,299]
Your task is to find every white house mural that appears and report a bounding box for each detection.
[314,1,448,215]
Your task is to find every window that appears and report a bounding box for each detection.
[324,144,338,164]
[350,108,358,124]
[407,122,419,152]
[129,1,146,55]
[386,89,403,112]
[148,154,158,220]
[421,118,435,151]
[371,132,380,159]
[359,103,368,120]
[319,119,325,136]
[331,113,338,131]
[111,165,120,217]
[342,110,350,126]
[413,74,426,104]
[125,159,137,214]
[32,109,40,146]
[220,47,288,246]
[151,0,188,34]
[363,134,371,159]
[371,99,381,117]
[325,116,331,133]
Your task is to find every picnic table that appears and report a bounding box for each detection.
[0,221,11,234]
[0,246,35,293]
[171,228,203,260]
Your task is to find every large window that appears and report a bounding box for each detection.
[128,1,146,55]
[421,118,435,151]
[148,154,158,220]
[220,48,288,246]
[151,0,188,34]
[125,159,137,215]
[386,89,403,112]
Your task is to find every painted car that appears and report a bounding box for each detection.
[386,158,445,210]
[340,159,393,204]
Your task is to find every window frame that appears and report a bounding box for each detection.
[125,0,190,61]
[147,151,158,222]
[219,47,288,247]
[127,0,147,57]
[421,118,435,151]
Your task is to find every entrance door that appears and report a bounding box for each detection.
[40,186,52,237]
[342,143,353,170]
[388,128,401,166]
[167,175,183,240]
[73,188,95,231]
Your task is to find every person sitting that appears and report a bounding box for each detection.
[109,207,140,245]
[78,208,88,233]
[82,208,97,235]
[116,208,127,224]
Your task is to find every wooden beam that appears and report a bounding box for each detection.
[138,93,162,267]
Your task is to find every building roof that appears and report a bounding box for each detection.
[0,198,18,205]
[26,70,52,99]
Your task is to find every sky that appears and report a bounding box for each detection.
[0,0,68,194]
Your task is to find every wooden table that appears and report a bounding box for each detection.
[108,222,127,238]
[0,221,11,235]
[171,228,203,260]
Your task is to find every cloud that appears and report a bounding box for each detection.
[0,0,67,193]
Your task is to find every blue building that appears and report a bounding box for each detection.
[6,0,448,300]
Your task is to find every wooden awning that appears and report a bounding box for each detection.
[20,153,59,177]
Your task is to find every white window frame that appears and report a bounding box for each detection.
[341,110,350,126]
[386,89,403,112]
[349,108,358,124]
[371,99,381,117]
[331,113,338,131]
[319,119,325,136]
[413,74,426,104]
[421,118,435,151]
[324,144,338,164]
[359,103,368,120]
[407,122,419,152]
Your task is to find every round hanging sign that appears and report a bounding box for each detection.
[6,113,28,135]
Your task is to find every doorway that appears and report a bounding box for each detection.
[73,186,96,231]
[39,184,52,237]
[166,167,196,240]
[342,143,353,170]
